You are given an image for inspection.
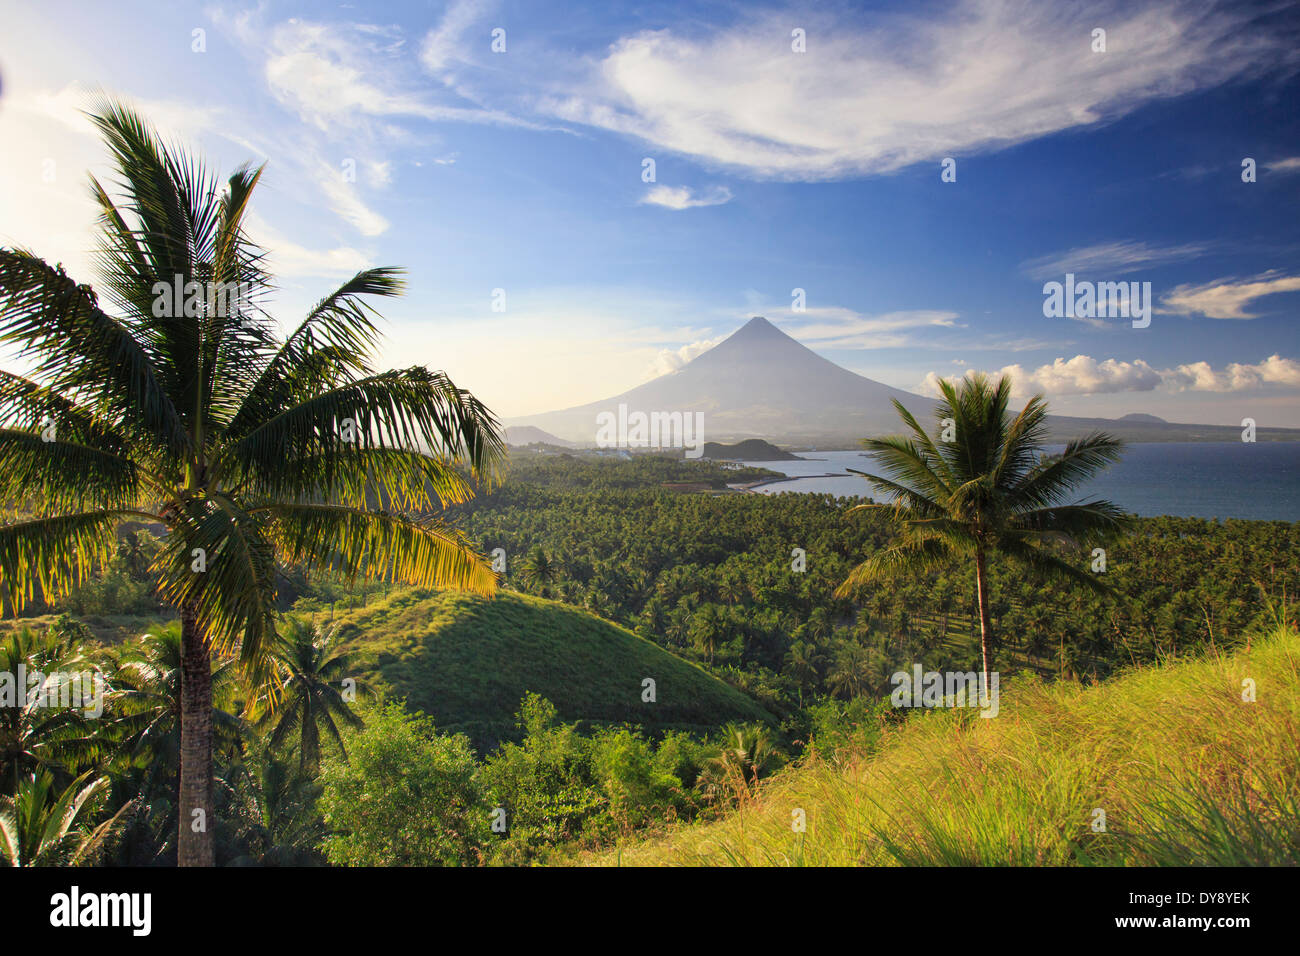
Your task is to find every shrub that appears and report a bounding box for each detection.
[318,703,488,866]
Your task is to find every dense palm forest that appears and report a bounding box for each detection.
[454,453,1298,717]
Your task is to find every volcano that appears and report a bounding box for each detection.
[507,316,937,445]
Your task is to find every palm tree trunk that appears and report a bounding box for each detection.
[178,604,214,866]
[974,546,994,690]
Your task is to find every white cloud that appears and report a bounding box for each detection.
[542,0,1298,180]
[1165,355,1300,392]
[260,18,524,131]
[1266,157,1300,174]
[1020,240,1211,281]
[645,336,727,377]
[639,184,732,210]
[215,10,545,240]
[923,354,1300,398]
[1160,271,1300,319]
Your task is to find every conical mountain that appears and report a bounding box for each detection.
[508,316,938,445]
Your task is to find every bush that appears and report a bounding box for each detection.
[482,694,718,862]
[317,703,488,866]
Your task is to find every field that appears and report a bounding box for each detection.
[583,624,1300,866]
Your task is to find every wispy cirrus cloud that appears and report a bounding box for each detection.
[245,214,374,280]
[213,5,545,241]
[779,307,962,349]
[1020,240,1211,281]
[1160,271,1300,319]
[541,0,1300,180]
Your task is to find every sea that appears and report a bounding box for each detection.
[740,442,1300,521]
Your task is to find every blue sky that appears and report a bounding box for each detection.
[1,0,1298,425]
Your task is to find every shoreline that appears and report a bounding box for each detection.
[727,473,849,493]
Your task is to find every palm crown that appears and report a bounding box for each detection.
[0,99,506,864]
[837,373,1128,683]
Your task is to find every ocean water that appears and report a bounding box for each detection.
[741,442,1300,521]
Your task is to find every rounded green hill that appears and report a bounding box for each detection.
[332,588,774,752]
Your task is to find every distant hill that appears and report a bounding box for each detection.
[332,588,774,753]
[507,316,1300,445]
[505,425,575,447]
[1118,413,1168,424]
[702,439,802,461]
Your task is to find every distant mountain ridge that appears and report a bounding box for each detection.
[504,425,574,447]
[507,317,1300,445]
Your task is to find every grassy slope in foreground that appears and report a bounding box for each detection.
[332,588,775,753]
[588,626,1300,866]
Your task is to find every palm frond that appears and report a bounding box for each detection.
[222,367,506,493]
[261,502,497,595]
[0,429,144,513]
[152,495,278,666]
[226,267,403,438]
[835,537,956,599]
[1008,433,1126,512]
[0,249,191,459]
[0,511,124,612]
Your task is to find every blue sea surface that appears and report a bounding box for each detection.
[741,442,1300,521]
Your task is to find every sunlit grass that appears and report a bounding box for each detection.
[583,625,1299,866]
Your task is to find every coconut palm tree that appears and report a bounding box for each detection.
[518,545,558,598]
[0,770,129,866]
[826,640,879,699]
[0,100,504,865]
[106,625,244,795]
[253,618,369,773]
[699,723,782,800]
[0,627,102,795]
[836,374,1127,687]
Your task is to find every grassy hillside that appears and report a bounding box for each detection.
[331,588,775,752]
[585,625,1300,866]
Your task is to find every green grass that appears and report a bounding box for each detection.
[330,588,776,753]
[581,625,1300,866]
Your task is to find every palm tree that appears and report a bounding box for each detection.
[106,625,244,799]
[253,618,368,773]
[836,374,1127,687]
[518,545,558,598]
[0,770,129,866]
[826,640,879,699]
[0,627,101,794]
[0,100,504,865]
[784,640,824,691]
[699,723,782,800]
[689,604,727,664]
